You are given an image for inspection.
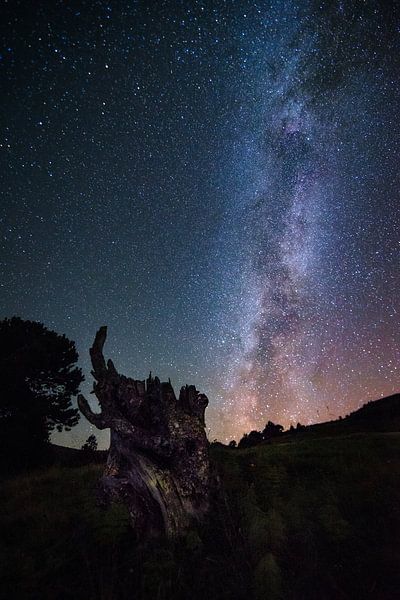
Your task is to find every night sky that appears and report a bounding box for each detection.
[1,0,400,447]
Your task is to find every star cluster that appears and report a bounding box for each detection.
[1,1,400,446]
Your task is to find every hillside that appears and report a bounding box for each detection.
[1,431,400,599]
[306,393,400,437]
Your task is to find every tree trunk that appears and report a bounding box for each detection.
[78,327,211,538]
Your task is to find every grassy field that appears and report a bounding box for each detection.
[1,432,400,599]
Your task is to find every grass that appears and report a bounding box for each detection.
[215,433,400,599]
[1,433,400,599]
[0,465,131,599]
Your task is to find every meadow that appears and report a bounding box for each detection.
[1,431,400,599]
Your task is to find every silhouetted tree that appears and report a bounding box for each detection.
[262,421,284,439]
[238,420,285,448]
[228,440,237,448]
[82,434,98,452]
[0,317,83,468]
[210,440,226,448]
[238,430,264,448]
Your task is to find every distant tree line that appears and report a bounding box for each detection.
[237,421,284,448]
[226,421,307,449]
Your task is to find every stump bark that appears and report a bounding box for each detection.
[78,327,211,538]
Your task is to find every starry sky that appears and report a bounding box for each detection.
[1,0,400,447]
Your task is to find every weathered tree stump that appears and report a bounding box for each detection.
[78,327,211,538]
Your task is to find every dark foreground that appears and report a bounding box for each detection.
[1,433,400,599]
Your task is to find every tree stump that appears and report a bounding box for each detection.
[78,327,211,538]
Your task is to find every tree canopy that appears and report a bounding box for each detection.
[82,434,98,452]
[0,316,83,466]
[238,420,284,449]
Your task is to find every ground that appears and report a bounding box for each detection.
[1,432,400,599]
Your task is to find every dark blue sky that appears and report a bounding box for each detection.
[1,0,400,446]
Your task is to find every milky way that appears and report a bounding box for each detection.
[1,1,400,447]
[220,88,327,436]
[214,50,332,437]
[211,2,400,440]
